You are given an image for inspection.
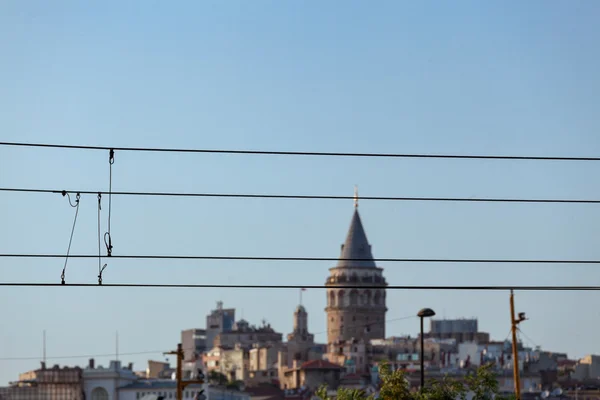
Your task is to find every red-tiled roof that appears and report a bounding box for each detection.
[301,360,343,370]
[558,359,577,366]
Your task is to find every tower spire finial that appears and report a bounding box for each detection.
[354,185,359,208]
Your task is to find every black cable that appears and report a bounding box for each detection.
[2,187,600,204]
[60,192,80,284]
[104,149,114,257]
[0,283,598,290]
[3,253,600,264]
[97,194,107,285]
[517,328,539,349]
[0,350,168,361]
[313,314,417,336]
[1,141,599,161]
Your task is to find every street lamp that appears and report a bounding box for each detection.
[417,308,436,390]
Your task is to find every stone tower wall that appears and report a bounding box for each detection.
[325,284,386,344]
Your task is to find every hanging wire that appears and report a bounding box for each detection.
[313,314,417,336]
[0,283,598,290]
[97,193,107,285]
[3,186,600,204]
[6,253,600,263]
[103,149,114,257]
[0,349,169,361]
[517,327,539,349]
[60,192,80,284]
[2,141,600,161]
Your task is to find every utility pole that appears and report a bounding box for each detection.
[510,290,526,400]
[165,343,205,400]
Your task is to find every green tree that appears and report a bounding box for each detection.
[316,362,514,400]
[207,370,228,386]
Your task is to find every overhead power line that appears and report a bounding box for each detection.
[2,187,599,204]
[0,350,166,362]
[0,283,598,290]
[0,316,418,361]
[1,141,599,161]
[517,328,539,349]
[2,253,600,264]
[313,314,417,336]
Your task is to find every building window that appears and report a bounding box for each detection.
[91,387,109,400]
[374,291,381,305]
[337,290,345,307]
[349,290,358,306]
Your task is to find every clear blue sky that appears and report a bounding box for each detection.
[1,0,600,385]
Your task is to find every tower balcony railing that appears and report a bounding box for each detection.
[325,276,387,286]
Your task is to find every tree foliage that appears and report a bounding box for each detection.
[316,363,516,400]
[207,370,228,386]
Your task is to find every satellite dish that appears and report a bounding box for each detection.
[541,391,550,399]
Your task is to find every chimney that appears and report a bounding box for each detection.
[89,359,95,369]
[128,362,133,370]
[40,361,46,370]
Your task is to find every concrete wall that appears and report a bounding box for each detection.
[301,369,341,391]
[431,319,478,334]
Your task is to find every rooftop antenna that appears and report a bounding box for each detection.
[116,331,119,362]
[43,330,46,364]
[354,185,359,209]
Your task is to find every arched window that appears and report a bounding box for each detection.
[362,290,371,306]
[337,290,345,307]
[91,387,109,400]
[374,291,382,306]
[349,290,358,306]
[329,291,336,307]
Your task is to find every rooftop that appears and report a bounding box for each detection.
[301,360,343,370]
[336,209,377,269]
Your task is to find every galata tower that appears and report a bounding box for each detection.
[325,195,387,345]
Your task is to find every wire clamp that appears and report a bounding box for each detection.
[98,264,107,285]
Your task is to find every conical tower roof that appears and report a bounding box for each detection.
[336,209,377,269]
